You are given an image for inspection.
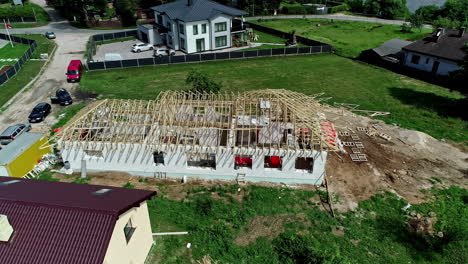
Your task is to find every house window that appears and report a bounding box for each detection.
[168,36,173,45]
[179,24,184,34]
[196,38,205,52]
[264,156,282,170]
[202,24,207,34]
[193,25,198,35]
[215,22,227,32]
[84,150,103,158]
[425,58,430,64]
[157,15,162,24]
[123,219,136,244]
[153,152,164,165]
[166,22,171,32]
[187,153,216,169]
[235,155,252,170]
[215,36,227,48]
[180,38,186,50]
[410,55,420,64]
[295,157,313,172]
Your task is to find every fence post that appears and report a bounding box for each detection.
[320,46,323,53]
[120,60,123,68]
[137,58,140,67]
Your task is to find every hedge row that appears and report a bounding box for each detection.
[329,3,350,13]
[281,5,318,15]
[0,3,37,18]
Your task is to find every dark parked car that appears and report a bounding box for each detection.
[51,88,73,106]
[28,103,51,123]
[45,32,56,39]
[0,123,31,145]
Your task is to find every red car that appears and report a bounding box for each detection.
[66,60,83,83]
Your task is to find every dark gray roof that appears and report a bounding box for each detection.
[152,0,248,22]
[373,39,413,57]
[403,29,468,61]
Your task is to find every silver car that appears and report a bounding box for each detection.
[0,123,32,145]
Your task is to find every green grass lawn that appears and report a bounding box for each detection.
[0,44,29,67]
[3,3,50,28]
[252,30,287,44]
[80,54,466,142]
[0,35,55,108]
[251,19,432,58]
[146,185,467,263]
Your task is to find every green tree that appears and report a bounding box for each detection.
[364,0,408,19]
[186,69,222,93]
[408,13,424,32]
[115,0,136,26]
[93,0,109,12]
[441,0,468,24]
[415,5,441,22]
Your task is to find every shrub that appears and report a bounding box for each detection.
[329,3,350,13]
[186,69,222,93]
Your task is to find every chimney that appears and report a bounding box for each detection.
[187,0,192,6]
[0,214,14,242]
[459,27,466,38]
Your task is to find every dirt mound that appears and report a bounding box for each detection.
[323,106,468,212]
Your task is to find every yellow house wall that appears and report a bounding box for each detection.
[7,137,51,178]
[103,201,154,264]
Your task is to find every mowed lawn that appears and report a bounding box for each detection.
[80,54,466,142]
[251,19,431,58]
[0,35,55,108]
[0,44,29,67]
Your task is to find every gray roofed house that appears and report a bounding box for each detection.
[152,0,248,22]
[137,0,249,54]
[402,28,467,75]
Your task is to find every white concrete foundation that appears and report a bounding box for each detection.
[61,142,327,184]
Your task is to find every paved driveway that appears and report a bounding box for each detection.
[94,40,183,61]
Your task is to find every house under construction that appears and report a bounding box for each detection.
[55,89,338,184]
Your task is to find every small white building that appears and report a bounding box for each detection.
[137,0,248,54]
[402,28,467,75]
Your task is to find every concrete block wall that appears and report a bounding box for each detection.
[61,142,327,184]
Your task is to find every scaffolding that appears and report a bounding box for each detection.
[54,89,338,154]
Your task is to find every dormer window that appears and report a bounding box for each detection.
[124,219,136,243]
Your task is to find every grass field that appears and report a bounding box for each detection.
[0,35,55,108]
[0,44,29,67]
[145,185,467,263]
[80,54,466,142]
[252,19,432,58]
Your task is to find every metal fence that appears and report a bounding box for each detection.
[86,23,332,71]
[0,34,37,86]
[0,17,37,23]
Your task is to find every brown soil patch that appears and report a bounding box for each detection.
[233,213,310,246]
[324,106,468,212]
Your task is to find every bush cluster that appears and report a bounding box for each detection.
[0,3,36,18]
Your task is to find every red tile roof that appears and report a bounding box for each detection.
[0,177,156,264]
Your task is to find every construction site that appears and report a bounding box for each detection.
[54,89,340,184]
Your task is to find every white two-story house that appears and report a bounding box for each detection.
[137,0,248,54]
